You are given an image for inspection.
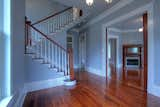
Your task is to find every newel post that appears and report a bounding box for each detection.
[68,48,75,81]
[25,18,32,47]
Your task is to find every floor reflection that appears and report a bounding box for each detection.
[108,64,144,90]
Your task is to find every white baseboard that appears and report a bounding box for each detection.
[7,89,26,107]
[24,76,69,92]
[7,76,69,107]
[148,84,160,97]
[86,67,106,77]
[0,96,12,107]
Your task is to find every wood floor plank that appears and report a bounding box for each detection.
[23,71,160,107]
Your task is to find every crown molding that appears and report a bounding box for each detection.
[109,27,140,33]
[80,0,134,30]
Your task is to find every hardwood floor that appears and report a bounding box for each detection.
[23,71,160,107]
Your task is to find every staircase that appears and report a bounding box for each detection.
[31,7,84,36]
[25,7,83,81]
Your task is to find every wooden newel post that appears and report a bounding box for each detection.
[25,17,31,53]
[25,19,32,47]
[68,48,75,81]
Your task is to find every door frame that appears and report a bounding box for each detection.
[102,3,153,92]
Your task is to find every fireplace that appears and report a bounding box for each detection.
[126,57,140,68]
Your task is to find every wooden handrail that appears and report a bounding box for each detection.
[32,7,72,26]
[26,22,67,52]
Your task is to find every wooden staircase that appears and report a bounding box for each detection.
[25,7,83,81]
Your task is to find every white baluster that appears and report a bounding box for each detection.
[40,37,43,58]
[61,50,64,72]
[59,48,61,71]
[51,44,54,68]
[48,41,50,63]
[52,19,55,33]
[46,40,49,62]
[64,51,66,74]
[55,45,58,68]
[44,39,47,62]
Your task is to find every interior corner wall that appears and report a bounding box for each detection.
[85,23,103,76]
[11,0,26,94]
[154,0,160,86]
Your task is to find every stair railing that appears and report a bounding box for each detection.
[31,7,83,35]
[25,20,74,78]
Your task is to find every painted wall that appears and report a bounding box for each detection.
[0,0,4,100]
[154,0,160,86]
[25,56,64,83]
[85,22,103,76]
[25,0,66,22]
[83,0,150,77]
[11,0,26,94]
[0,0,3,33]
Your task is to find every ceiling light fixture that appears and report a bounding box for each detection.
[138,28,143,32]
[86,0,94,6]
[105,0,113,4]
[86,0,113,6]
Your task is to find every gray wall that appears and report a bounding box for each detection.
[25,0,66,22]
[0,0,4,100]
[154,0,160,86]
[11,0,26,94]
[0,0,3,33]
[86,23,102,73]
[83,0,150,76]
[25,56,63,83]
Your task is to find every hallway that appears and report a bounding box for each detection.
[23,71,160,107]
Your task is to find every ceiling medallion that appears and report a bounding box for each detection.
[86,0,94,6]
[105,0,113,4]
[86,0,113,6]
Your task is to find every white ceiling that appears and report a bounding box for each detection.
[109,14,143,32]
[52,0,120,19]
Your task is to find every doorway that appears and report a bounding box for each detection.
[106,13,148,91]
[107,37,118,78]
